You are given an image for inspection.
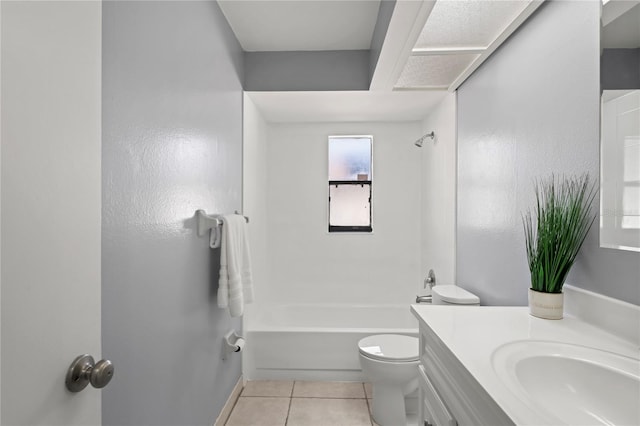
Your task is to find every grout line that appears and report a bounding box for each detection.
[234,381,373,425]
[288,381,367,399]
[284,396,293,426]
[285,381,295,425]
[363,383,374,426]
[240,395,298,398]
[289,396,367,399]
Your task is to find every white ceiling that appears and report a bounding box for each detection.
[602,2,640,48]
[247,91,449,122]
[218,0,381,52]
[602,90,636,103]
[219,0,543,90]
[222,1,545,123]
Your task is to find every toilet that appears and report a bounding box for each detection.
[358,334,419,426]
[358,285,479,426]
[431,284,480,306]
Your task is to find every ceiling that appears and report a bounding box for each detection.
[602,2,640,48]
[221,0,544,122]
[247,90,448,122]
[220,0,543,92]
[217,0,381,52]
[394,0,540,90]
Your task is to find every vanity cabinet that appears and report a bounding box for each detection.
[417,320,514,426]
[418,365,456,426]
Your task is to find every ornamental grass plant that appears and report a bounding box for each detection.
[522,174,597,294]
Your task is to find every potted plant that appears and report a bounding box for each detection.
[522,174,597,319]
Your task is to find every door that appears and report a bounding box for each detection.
[1,1,103,424]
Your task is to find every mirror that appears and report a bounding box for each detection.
[600,0,640,252]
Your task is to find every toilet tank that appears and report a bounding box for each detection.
[431,285,480,305]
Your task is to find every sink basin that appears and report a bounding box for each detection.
[492,341,640,425]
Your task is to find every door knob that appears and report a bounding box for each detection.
[65,354,114,392]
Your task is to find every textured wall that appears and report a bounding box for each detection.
[457,0,639,306]
[102,2,244,425]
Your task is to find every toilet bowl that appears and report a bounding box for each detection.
[358,334,419,426]
[359,286,480,426]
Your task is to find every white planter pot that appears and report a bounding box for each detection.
[528,289,564,320]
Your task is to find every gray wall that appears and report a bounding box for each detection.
[244,50,370,91]
[457,0,640,306]
[102,2,244,425]
[601,48,640,89]
[243,0,396,91]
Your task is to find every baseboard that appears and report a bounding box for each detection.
[214,376,244,426]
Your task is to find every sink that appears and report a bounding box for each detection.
[492,340,640,425]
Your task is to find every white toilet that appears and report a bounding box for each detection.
[431,284,480,306]
[358,285,479,426]
[358,334,419,426]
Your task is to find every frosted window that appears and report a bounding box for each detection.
[328,137,371,181]
[329,184,371,227]
[328,135,373,232]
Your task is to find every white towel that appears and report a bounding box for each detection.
[217,214,254,317]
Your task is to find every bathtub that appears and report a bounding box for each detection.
[242,304,418,382]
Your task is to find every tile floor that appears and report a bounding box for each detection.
[225,381,381,426]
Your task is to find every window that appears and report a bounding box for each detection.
[328,135,372,232]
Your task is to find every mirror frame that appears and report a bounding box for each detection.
[599,0,640,252]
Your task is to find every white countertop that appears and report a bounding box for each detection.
[410,305,640,425]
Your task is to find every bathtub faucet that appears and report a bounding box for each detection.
[415,295,432,304]
[416,269,436,303]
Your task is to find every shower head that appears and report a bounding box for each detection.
[414,131,435,147]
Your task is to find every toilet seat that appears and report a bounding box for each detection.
[432,285,480,305]
[358,334,419,362]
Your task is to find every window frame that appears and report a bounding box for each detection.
[327,135,373,233]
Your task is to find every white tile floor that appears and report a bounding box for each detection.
[224,381,381,426]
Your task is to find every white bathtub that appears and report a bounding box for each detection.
[242,304,418,381]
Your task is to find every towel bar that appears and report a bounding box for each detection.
[195,209,249,238]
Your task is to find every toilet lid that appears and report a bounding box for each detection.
[432,285,480,305]
[358,334,419,362]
